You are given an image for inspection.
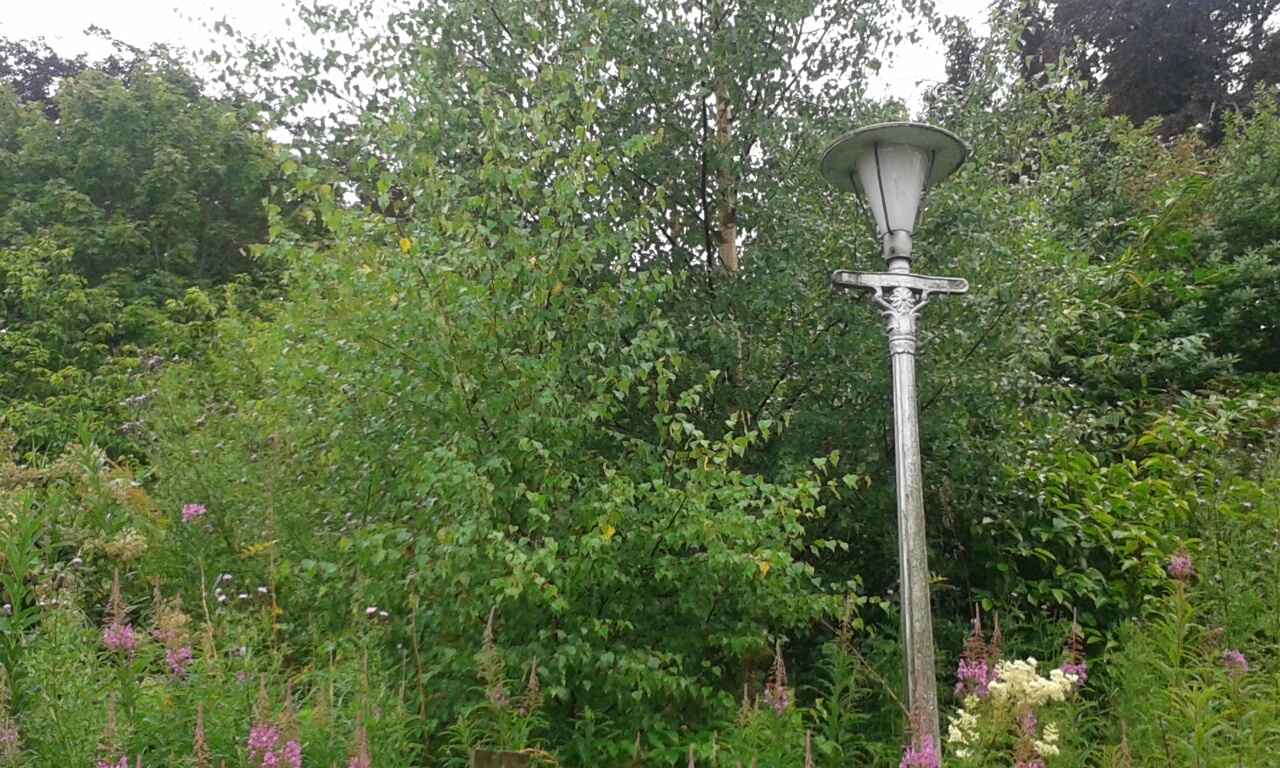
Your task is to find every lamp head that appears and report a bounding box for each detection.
[820,122,967,268]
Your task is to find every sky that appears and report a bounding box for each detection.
[0,0,991,108]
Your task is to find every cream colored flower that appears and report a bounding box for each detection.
[947,701,981,746]
[988,658,1075,709]
[1034,723,1061,757]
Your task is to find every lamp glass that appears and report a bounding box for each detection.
[854,143,933,238]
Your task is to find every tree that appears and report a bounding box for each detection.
[0,45,285,455]
[1017,0,1280,135]
[0,29,150,117]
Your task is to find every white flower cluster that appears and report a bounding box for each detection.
[947,707,980,758]
[947,658,1076,760]
[987,658,1077,708]
[1035,724,1062,758]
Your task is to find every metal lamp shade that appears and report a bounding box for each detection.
[820,122,968,239]
[855,143,933,238]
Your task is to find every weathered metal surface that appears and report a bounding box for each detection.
[831,270,969,297]
[832,268,969,751]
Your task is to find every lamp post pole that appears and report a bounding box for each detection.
[820,123,970,755]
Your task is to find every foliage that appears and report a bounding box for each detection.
[0,42,287,455]
[1015,0,1280,135]
[1105,560,1280,766]
[5,0,1280,765]
[140,45,865,752]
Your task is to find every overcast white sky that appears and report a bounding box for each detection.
[0,0,990,107]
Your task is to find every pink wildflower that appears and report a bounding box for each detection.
[181,504,207,523]
[166,646,194,679]
[899,734,939,768]
[1018,707,1037,735]
[1060,618,1087,685]
[102,622,136,652]
[487,680,509,708]
[478,606,507,707]
[248,724,279,767]
[1169,549,1194,581]
[0,717,19,762]
[347,715,371,768]
[522,657,543,715]
[761,682,789,715]
[102,570,135,653]
[97,694,122,764]
[1221,649,1248,677]
[956,610,997,697]
[281,739,302,768]
[761,641,791,716]
[902,668,939,768]
[1060,661,1088,685]
[955,657,992,697]
[192,702,211,768]
[1010,705,1045,768]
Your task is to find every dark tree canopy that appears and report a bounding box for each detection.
[1019,0,1280,134]
[0,29,164,117]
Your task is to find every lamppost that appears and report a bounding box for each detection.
[819,122,969,753]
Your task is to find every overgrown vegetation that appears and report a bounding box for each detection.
[2,1,1280,766]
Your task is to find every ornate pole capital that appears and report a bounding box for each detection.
[832,270,968,350]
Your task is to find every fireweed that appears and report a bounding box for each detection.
[180,503,207,524]
[95,695,129,768]
[248,679,302,768]
[717,643,813,768]
[457,607,547,753]
[151,586,194,680]
[346,714,371,768]
[102,571,136,654]
[761,641,792,717]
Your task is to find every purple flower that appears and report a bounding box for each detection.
[762,682,790,716]
[1169,552,1194,581]
[102,622,136,652]
[181,504,207,523]
[248,724,279,767]
[281,739,302,768]
[1018,707,1037,736]
[0,719,18,760]
[487,680,509,708]
[1060,661,1088,685]
[955,657,993,697]
[166,646,194,679]
[95,759,129,768]
[1222,649,1248,677]
[899,734,940,768]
